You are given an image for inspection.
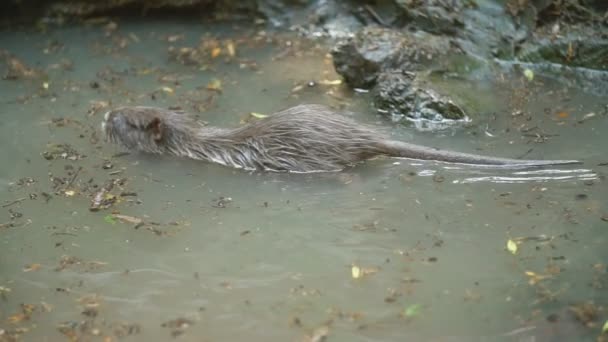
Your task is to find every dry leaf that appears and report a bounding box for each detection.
[211,47,221,58]
[524,271,552,285]
[507,239,518,254]
[351,265,361,279]
[319,79,342,85]
[523,69,534,82]
[161,86,174,94]
[7,313,28,324]
[249,112,268,119]
[225,41,236,57]
[206,79,222,92]
[112,214,143,225]
[23,263,42,272]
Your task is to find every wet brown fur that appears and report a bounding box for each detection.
[102,104,580,172]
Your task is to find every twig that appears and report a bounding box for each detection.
[64,166,82,190]
[364,4,388,26]
[2,198,26,208]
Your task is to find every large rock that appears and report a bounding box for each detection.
[517,34,608,71]
[393,0,464,35]
[373,70,468,129]
[331,26,453,88]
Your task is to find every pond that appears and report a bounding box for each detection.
[0,18,606,342]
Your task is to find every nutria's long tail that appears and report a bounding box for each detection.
[381,140,581,167]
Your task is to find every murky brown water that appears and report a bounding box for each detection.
[1,19,606,342]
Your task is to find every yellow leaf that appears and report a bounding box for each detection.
[112,214,143,225]
[225,41,236,57]
[524,270,551,285]
[23,263,42,272]
[319,79,342,85]
[507,239,518,254]
[523,69,534,82]
[7,313,27,324]
[206,79,222,92]
[211,47,222,58]
[64,190,75,197]
[351,265,361,279]
[138,68,154,75]
[250,112,268,119]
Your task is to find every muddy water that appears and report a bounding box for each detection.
[0,19,606,342]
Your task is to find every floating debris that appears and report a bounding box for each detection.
[89,180,116,212]
[507,239,518,254]
[111,214,143,225]
[42,143,85,161]
[161,317,194,338]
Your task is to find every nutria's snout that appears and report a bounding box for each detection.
[101,109,125,142]
[102,107,166,151]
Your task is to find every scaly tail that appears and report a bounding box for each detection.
[381,140,581,167]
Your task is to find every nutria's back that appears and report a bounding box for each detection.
[103,105,391,172]
[102,104,580,172]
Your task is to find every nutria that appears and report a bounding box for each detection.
[101,104,580,173]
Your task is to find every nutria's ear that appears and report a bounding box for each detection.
[147,117,163,141]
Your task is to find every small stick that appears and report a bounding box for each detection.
[2,198,26,208]
[64,166,83,190]
[364,5,388,26]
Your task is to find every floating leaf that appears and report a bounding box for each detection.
[225,41,236,57]
[23,263,42,272]
[351,265,361,279]
[104,215,117,225]
[42,81,50,89]
[64,190,76,197]
[507,239,518,254]
[557,111,569,119]
[319,79,342,85]
[206,78,222,92]
[308,325,330,342]
[112,214,143,225]
[161,86,174,94]
[211,47,222,58]
[403,304,421,318]
[579,112,596,123]
[138,68,155,75]
[250,112,268,119]
[524,271,551,285]
[7,313,28,324]
[523,69,534,82]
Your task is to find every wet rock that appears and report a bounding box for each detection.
[47,0,211,17]
[297,0,403,39]
[394,0,465,35]
[517,35,608,71]
[0,50,43,80]
[331,27,452,88]
[373,70,468,129]
[300,1,363,39]
[41,0,308,26]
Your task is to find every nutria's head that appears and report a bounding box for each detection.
[102,106,169,153]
